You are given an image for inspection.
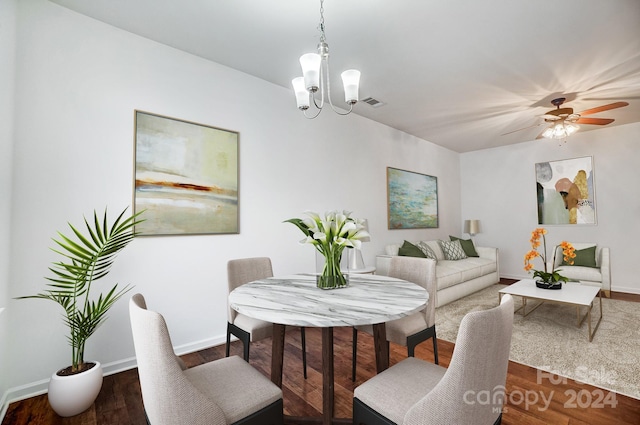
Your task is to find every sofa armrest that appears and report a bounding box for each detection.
[475,246,497,261]
[599,247,611,292]
[375,255,393,276]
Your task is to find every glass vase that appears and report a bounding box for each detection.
[316,250,349,290]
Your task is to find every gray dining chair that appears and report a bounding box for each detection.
[129,293,284,425]
[352,294,514,425]
[226,257,307,378]
[352,256,438,381]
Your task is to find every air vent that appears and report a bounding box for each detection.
[361,97,385,108]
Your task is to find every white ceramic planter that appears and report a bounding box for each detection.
[48,361,103,417]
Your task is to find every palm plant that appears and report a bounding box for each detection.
[17,207,143,373]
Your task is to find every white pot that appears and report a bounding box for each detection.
[48,361,103,417]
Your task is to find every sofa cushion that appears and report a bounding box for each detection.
[416,241,438,261]
[563,245,597,268]
[449,236,479,257]
[436,257,496,290]
[423,240,445,261]
[398,240,426,258]
[439,240,467,260]
[556,265,602,282]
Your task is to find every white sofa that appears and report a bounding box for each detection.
[553,242,611,297]
[376,240,499,307]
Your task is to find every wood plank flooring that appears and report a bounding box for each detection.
[4,284,640,425]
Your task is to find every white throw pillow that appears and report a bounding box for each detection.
[439,239,468,260]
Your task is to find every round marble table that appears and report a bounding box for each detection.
[229,273,428,425]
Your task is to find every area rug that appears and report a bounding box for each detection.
[436,284,640,399]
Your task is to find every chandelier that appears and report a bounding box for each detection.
[292,0,361,119]
[541,120,580,140]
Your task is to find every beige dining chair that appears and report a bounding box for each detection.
[227,257,307,377]
[352,256,438,381]
[352,294,514,425]
[129,293,284,425]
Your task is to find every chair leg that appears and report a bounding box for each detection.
[226,322,232,357]
[301,327,307,379]
[432,329,439,365]
[352,327,358,381]
[407,325,438,364]
[227,323,252,362]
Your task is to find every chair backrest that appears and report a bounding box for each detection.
[388,256,437,327]
[227,257,274,322]
[403,294,514,425]
[129,294,226,425]
[553,243,601,267]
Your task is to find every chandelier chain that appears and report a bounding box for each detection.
[318,0,326,43]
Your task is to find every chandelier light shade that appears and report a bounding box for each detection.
[292,0,361,119]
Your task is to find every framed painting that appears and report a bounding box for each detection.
[535,156,596,225]
[387,167,438,229]
[134,111,239,235]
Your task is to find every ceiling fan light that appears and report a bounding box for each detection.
[553,123,567,138]
[565,123,579,135]
[292,77,310,110]
[299,53,321,92]
[341,69,361,104]
[541,127,554,139]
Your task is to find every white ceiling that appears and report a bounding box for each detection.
[50,0,640,153]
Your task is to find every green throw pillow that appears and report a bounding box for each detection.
[398,240,426,258]
[450,236,479,257]
[563,245,597,268]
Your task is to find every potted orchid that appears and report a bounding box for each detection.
[285,210,370,289]
[524,227,576,289]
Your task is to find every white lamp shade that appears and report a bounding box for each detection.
[341,69,360,104]
[292,77,310,110]
[565,122,579,135]
[299,53,321,92]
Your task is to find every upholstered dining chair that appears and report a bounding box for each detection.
[227,257,307,378]
[129,294,284,425]
[352,294,514,425]
[352,256,438,381]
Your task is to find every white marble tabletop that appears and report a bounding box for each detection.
[229,273,428,328]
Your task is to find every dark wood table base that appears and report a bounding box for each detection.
[271,323,388,425]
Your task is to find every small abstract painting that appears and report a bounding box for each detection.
[387,167,438,229]
[134,111,239,235]
[535,156,596,225]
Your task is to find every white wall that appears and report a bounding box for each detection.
[461,122,640,294]
[0,0,18,415]
[2,0,461,406]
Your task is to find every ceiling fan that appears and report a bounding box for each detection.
[503,97,629,140]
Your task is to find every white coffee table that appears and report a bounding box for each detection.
[499,279,603,342]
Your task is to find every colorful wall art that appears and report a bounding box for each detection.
[387,167,438,229]
[134,111,239,235]
[535,156,596,225]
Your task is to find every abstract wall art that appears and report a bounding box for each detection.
[535,156,596,225]
[387,167,438,229]
[134,111,239,235]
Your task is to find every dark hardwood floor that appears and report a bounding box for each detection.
[4,283,640,425]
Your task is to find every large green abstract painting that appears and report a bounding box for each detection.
[535,156,596,225]
[387,167,438,229]
[134,111,239,235]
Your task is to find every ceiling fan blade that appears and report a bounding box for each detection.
[535,129,547,140]
[500,122,543,136]
[579,102,629,116]
[575,117,614,125]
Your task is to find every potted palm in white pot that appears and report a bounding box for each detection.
[17,207,143,417]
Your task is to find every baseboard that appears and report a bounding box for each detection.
[0,335,226,422]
